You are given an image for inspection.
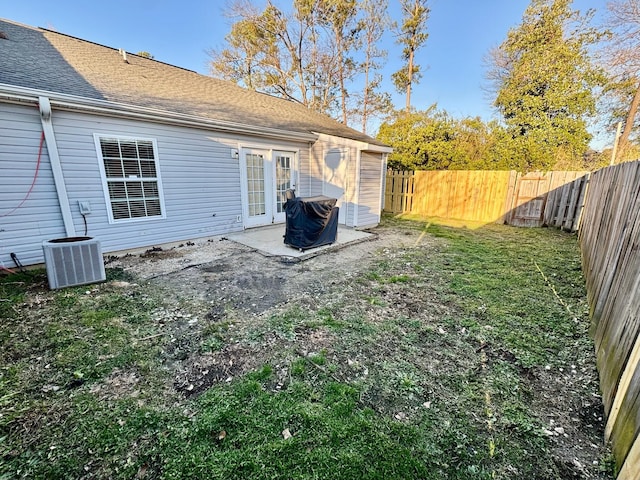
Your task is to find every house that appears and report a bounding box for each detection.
[0,18,391,267]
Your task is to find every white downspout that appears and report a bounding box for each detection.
[378,153,388,221]
[39,96,76,237]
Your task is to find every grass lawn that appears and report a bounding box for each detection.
[0,216,614,479]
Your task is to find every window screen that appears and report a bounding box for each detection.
[98,137,163,221]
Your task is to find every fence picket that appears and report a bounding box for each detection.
[383,169,588,228]
[577,161,640,480]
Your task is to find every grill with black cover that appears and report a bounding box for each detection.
[283,190,338,250]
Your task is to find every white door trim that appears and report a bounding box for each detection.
[239,147,271,228]
[273,150,297,224]
[239,145,299,228]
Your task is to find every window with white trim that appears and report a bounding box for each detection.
[96,136,164,221]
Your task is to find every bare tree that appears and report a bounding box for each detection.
[209,1,321,108]
[315,0,361,124]
[357,0,392,133]
[601,0,640,161]
[209,0,368,125]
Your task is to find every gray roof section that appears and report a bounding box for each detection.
[0,18,386,146]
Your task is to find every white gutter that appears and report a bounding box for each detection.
[38,96,76,237]
[0,84,319,143]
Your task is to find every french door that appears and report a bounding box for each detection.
[273,151,294,223]
[241,148,295,227]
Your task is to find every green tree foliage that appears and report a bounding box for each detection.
[392,0,429,111]
[136,51,154,59]
[490,0,605,171]
[377,107,512,170]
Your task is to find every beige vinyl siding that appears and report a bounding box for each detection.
[345,146,357,226]
[296,143,314,198]
[314,134,363,227]
[0,102,67,266]
[306,134,388,227]
[308,141,326,197]
[357,152,383,227]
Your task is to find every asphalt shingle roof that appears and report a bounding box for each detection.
[0,18,386,146]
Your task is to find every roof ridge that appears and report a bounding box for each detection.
[37,25,197,74]
[32,22,334,113]
[0,17,42,32]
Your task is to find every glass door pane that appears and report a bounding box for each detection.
[275,153,292,214]
[246,152,266,218]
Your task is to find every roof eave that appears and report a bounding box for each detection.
[313,131,392,153]
[364,144,393,154]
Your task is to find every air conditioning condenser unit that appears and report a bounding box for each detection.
[42,237,106,289]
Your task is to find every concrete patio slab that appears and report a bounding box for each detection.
[225,225,375,261]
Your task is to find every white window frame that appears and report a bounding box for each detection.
[94,134,166,224]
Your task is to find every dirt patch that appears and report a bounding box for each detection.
[90,369,142,401]
[107,229,411,316]
[529,366,608,478]
[105,226,433,395]
[174,344,250,397]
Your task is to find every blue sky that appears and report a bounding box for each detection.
[1,0,611,145]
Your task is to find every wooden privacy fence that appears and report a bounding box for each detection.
[579,161,640,480]
[384,169,589,231]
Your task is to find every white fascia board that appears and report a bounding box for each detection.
[0,84,318,143]
[313,132,392,153]
[364,144,393,154]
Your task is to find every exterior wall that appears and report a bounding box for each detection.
[308,141,326,198]
[345,146,357,227]
[0,102,67,267]
[50,110,244,257]
[309,134,360,226]
[357,152,384,227]
[1,103,312,266]
[0,101,383,267]
[307,134,386,228]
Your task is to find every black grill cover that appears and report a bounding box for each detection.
[284,195,339,250]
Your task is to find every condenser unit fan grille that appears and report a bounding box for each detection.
[43,237,106,289]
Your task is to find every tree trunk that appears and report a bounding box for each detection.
[617,79,640,162]
[362,62,370,134]
[406,48,414,111]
